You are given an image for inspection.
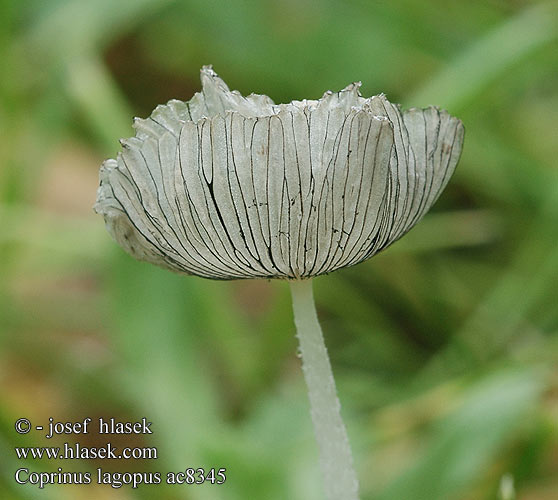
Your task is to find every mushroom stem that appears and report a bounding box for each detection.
[289,278,359,500]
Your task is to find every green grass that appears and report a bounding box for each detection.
[1,1,557,499]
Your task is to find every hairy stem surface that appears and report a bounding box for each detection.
[289,278,359,500]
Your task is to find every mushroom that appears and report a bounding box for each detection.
[94,66,464,500]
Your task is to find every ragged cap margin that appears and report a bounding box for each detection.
[95,66,464,280]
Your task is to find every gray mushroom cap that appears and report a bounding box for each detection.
[94,66,464,280]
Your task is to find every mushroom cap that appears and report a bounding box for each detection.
[94,67,464,280]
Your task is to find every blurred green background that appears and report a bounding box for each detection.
[1,0,558,499]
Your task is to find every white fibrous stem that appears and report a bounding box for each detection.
[289,278,359,500]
